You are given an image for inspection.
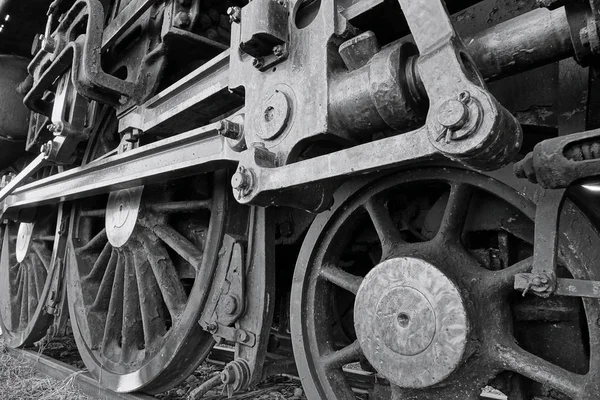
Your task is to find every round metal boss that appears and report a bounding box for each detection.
[106,187,144,248]
[15,222,34,263]
[257,90,290,140]
[354,257,468,389]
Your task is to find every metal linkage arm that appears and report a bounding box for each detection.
[233,0,521,210]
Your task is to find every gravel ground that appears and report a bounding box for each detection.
[1,331,307,400]
[0,334,90,400]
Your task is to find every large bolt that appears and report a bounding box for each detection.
[252,57,264,69]
[227,6,242,23]
[238,330,250,343]
[218,120,242,139]
[437,99,468,131]
[273,45,285,58]
[231,167,252,193]
[206,323,218,333]
[435,91,472,144]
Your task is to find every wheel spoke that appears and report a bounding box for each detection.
[152,224,203,270]
[19,265,29,328]
[85,242,113,282]
[484,256,533,293]
[30,258,45,299]
[31,243,52,271]
[79,228,108,253]
[133,245,166,349]
[91,248,118,312]
[27,265,37,321]
[142,238,188,320]
[102,251,125,354]
[363,196,403,259]
[320,340,363,371]
[320,264,363,295]
[436,183,473,243]
[121,247,143,363]
[492,341,585,399]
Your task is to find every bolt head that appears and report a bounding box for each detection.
[273,45,284,57]
[437,99,468,130]
[206,323,218,333]
[227,6,241,23]
[231,168,251,191]
[252,57,264,69]
[238,330,249,343]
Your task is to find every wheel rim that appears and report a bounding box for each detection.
[0,170,62,348]
[67,109,228,393]
[291,166,600,400]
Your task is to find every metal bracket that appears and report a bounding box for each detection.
[514,189,566,297]
[203,322,257,347]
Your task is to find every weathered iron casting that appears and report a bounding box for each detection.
[3,0,600,399]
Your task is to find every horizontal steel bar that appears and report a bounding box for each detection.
[555,278,600,298]
[102,0,158,50]
[3,123,239,214]
[241,127,440,206]
[119,50,242,135]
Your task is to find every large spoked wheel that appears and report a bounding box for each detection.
[291,166,600,400]
[0,168,64,347]
[67,109,228,393]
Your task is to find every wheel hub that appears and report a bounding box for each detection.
[15,222,34,263]
[106,187,144,248]
[354,257,468,389]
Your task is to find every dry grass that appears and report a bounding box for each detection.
[0,334,91,400]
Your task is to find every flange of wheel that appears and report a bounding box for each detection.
[0,166,65,348]
[291,165,600,400]
[66,107,230,393]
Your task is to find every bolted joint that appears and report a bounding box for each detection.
[252,57,264,69]
[434,91,481,144]
[273,44,285,58]
[514,272,555,298]
[47,122,63,135]
[227,6,242,23]
[205,322,218,333]
[40,140,54,157]
[218,119,243,140]
[231,166,254,198]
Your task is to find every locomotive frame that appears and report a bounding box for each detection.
[2,0,600,399]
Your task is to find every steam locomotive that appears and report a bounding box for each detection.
[1,0,599,399]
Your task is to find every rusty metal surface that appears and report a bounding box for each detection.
[291,165,600,399]
[4,0,600,398]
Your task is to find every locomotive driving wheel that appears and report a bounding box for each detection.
[0,166,65,348]
[66,109,228,393]
[291,166,600,400]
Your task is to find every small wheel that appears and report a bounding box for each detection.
[0,167,65,348]
[291,166,600,400]
[67,108,229,393]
